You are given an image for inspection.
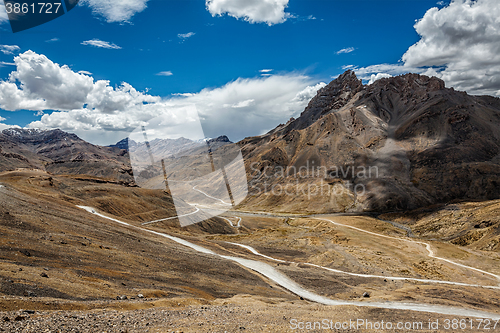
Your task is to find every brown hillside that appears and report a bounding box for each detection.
[238,71,500,213]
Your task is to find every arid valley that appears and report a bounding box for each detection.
[1,72,500,332]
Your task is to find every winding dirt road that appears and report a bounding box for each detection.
[78,206,500,320]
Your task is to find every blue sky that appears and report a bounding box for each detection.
[0,0,498,144]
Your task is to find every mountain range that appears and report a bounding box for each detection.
[1,71,499,213]
[0,128,133,183]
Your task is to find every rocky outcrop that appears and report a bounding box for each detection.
[285,70,364,132]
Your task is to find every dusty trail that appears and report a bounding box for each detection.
[228,242,500,290]
[77,206,500,320]
[220,216,242,228]
[141,206,200,225]
[316,217,500,283]
[142,185,232,226]
[193,185,232,206]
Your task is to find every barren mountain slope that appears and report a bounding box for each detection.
[0,129,133,183]
[238,71,500,213]
[380,199,500,252]
[0,170,285,305]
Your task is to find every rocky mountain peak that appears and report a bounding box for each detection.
[2,128,81,143]
[286,70,364,131]
[368,73,446,93]
[108,138,133,151]
[208,135,232,144]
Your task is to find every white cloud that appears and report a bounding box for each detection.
[0,123,20,131]
[0,116,5,122]
[78,70,93,76]
[354,63,419,79]
[358,0,500,96]
[206,0,291,25]
[156,71,173,76]
[350,63,419,84]
[81,39,122,49]
[178,32,195,39]
[0,45,20,55]
[403,0,500,96]
[0,0,7,23]
[368,73,393,85]
[0,51,326,145]
[0,61,15,66]
[224,99,255,108]
[336,47,355,55]
[180,76,326,141]
[46,38,60,43]
[291,82,327,103]
[0,50,159,113]
[80,0,149,23]
[260,69,274,77]
[294,14,316,21]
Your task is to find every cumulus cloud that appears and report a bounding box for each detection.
[368,73,393,85]
[81,39,122,49]
[0,123,20,131]
[156,71,173,76]
[291,82,327,103]
[78,70,93,75]
[0,45,20,55]
[206,0,291,25]
[0,50,159,113]
[0,51,325,145]
[403,0,500,96]
[80,0,149,23]
[336,47,355,55]
[357,0,500,96]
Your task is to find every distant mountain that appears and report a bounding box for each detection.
[108,138,135,151]
[0,129,233,185]
[109,135,231,155]
[125,134,234,190]
[239,71,500,213]
[0,128,133,183]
